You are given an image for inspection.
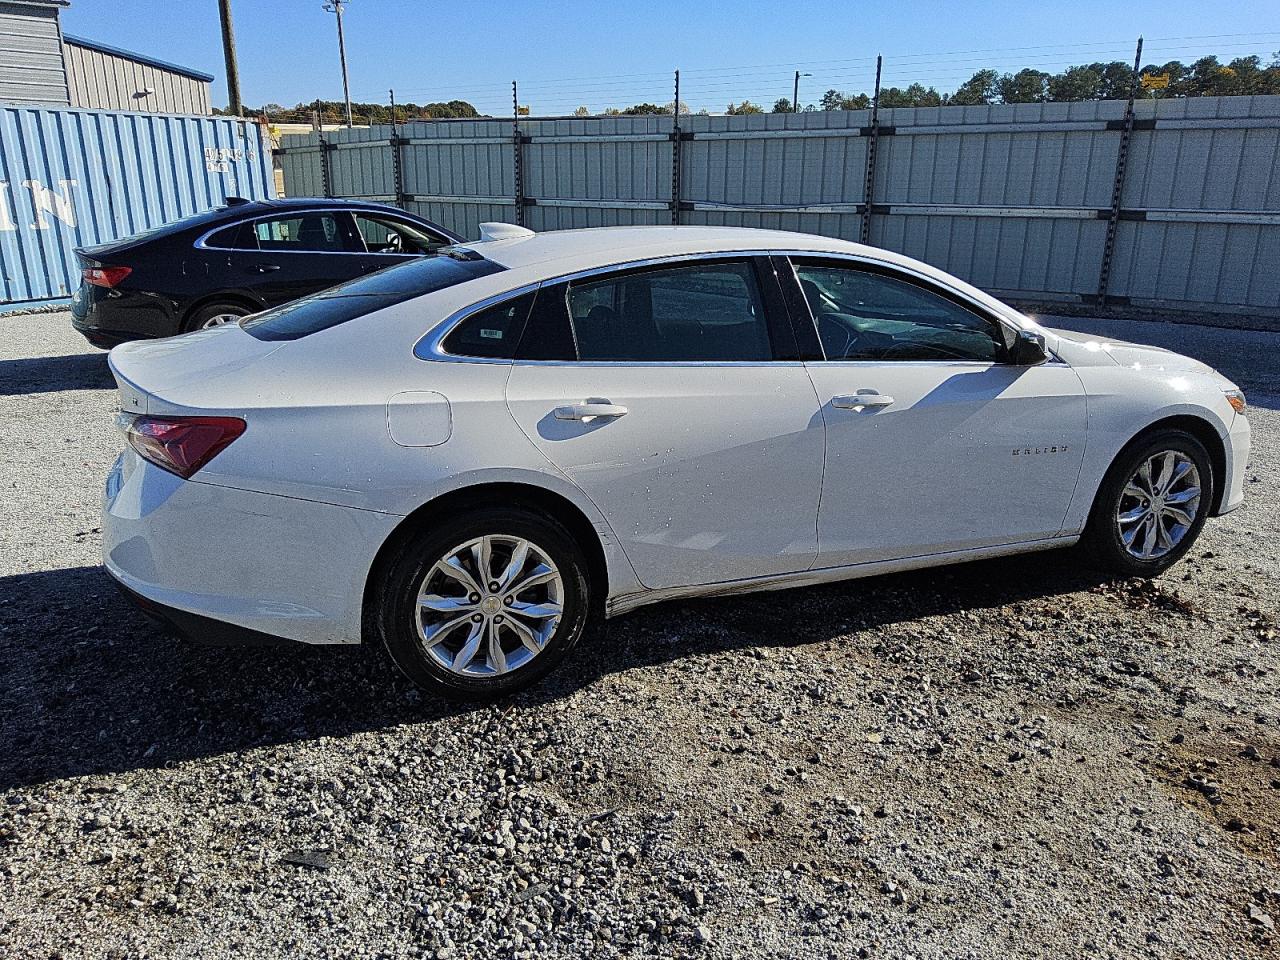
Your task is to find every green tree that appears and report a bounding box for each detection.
[997,68,1050,103]
[819,88,847,111]
[772,97,793,113]
[573,105,590,117]
[879,83,942,107]
[950,69,999,105]
[621,102,668,115]
[726,100,764,114]
[1047,65,1103,101]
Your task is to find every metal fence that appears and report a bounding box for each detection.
[277,94,1280,317]
[0,106,273,305]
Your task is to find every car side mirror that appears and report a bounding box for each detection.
[1008,329,1048,365]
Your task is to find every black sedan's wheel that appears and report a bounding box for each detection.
[185,302,251,332]
[1082,429,1214,578]
[376,507,592,699]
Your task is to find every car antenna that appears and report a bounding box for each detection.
[224,195,250,206]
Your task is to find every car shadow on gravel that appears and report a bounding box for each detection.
[0,551,1108,792]
[0,353,113,396]
[563,548,1113,687]
[0,565,477,792]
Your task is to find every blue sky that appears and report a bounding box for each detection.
[63,1,1280,116]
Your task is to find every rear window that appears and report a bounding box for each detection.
[241,255,506,341]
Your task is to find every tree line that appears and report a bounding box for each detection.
[223,99,482,123]
[225,52,1280,121]
[773,53,1280,114]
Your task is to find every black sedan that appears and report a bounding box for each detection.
[71,197,462,347]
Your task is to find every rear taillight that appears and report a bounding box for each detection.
[123,415,246,479]
[83,265,132,288]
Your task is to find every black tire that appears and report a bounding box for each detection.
[184,302,251,333]
[1081,428,1215,578]
[375,506,593,700]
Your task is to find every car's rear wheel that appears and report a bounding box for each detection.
[376,507,592,699]
[1082,429,1214,577]
[185,302,251,332]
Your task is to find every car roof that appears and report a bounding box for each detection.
[462,225,1027,325]
[468,225,898,274]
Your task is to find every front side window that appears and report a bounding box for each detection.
[353,214,447,255]
[794,261,1004,363]
[566,260,773,362]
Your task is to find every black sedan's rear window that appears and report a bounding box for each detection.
[241,254,506,341]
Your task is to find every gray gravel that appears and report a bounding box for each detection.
[1,311,1277,960]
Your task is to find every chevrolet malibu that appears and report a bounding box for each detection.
[103,224,1250,698]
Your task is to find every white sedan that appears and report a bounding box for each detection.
[103,224,1251,698]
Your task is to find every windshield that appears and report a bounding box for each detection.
[241,255,506,341]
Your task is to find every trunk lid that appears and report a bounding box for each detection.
[108,324,285,415]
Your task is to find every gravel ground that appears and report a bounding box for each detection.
[1,311,1277,960]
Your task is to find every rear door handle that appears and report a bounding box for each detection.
[251,263,281,273]
[832,392,895,410]
[553,400,628,421]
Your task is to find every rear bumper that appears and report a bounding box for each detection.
[71,282,179,346]
[112,576,301,646]
[102,451,401,645]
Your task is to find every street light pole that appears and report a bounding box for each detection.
[323,1,353,127]
[793,71,811,113]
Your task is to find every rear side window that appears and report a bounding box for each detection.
[241,255,506,341]
[441,292,536,359]
[566,260,772,362]
[204,223,251,250]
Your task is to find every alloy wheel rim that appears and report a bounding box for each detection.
[414,535,563,677]
[1115,450,1201,560]
[202,312,242,328]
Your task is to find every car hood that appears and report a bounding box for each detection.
[1046,327,1219,376]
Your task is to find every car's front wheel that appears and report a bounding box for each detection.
[1082,428,1215,577]
[375,507,593,699]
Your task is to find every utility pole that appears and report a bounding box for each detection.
[322,1,353,127]
[218,0,242,116]
[793,70,810,113]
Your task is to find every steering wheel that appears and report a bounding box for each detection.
[383,232,403,253]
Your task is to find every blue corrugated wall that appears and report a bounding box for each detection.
[0,106,274,305]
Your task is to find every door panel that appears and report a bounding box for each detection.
[806,361,1087,565]
[506,363,825,589]
[215,211,363,307]
[504,257,824,590]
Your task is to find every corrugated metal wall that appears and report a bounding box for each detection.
[0,1,69,106]
[278,95,1280,316]
[0,106,274,304]
[63,41,211,115]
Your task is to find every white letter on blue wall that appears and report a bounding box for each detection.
[23,179,78,229]
[0,182,15,232]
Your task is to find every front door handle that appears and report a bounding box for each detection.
[251,263,281,273]
[553,400,628,421]
[832,392,895,410]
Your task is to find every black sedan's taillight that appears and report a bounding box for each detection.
[83,264,133,288]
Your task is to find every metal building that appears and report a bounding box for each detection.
[0,0,69,106]
[62,35,212,114]
[0,0,213,114]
